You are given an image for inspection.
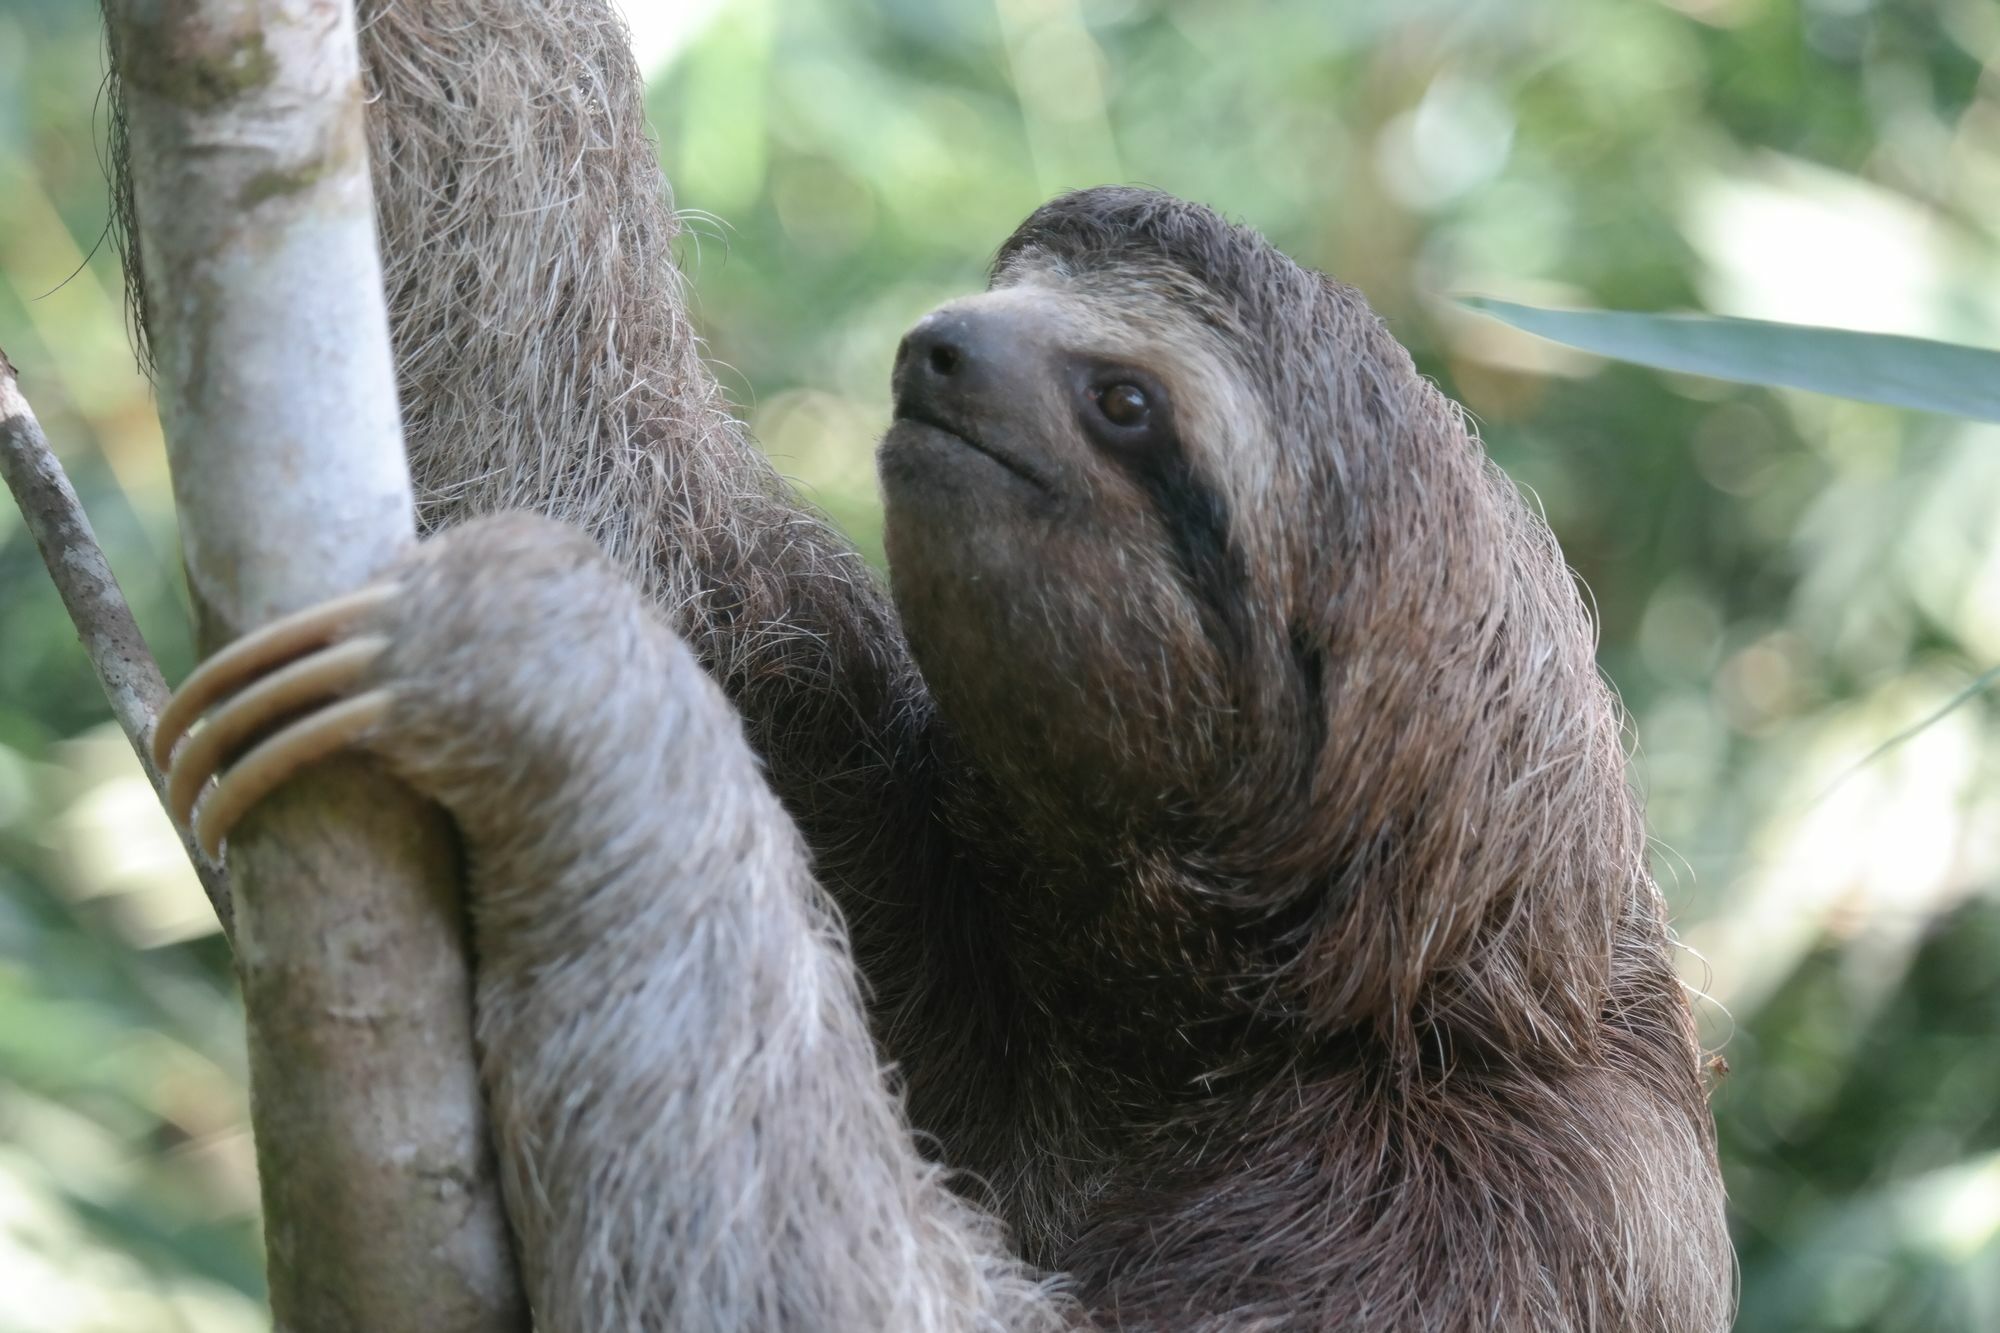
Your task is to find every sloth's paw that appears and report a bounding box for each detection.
[156,511,665,857]
[152,584,401,858]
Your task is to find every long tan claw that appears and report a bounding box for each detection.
[152,583,401,769]
[166,637,388,826]
[191,689,396,858]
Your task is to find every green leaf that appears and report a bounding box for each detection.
[1459,299,2000,424]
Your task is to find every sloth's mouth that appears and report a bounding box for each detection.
[892,410,1052,493]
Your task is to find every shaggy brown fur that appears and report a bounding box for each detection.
[109,1,1734,1328]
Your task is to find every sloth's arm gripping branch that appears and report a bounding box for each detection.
[332,0,934,938]
[356,0,904,701]
[111,0,916,830]
[157,514,1075,1333]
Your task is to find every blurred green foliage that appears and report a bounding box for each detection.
[3,0,1998,1328]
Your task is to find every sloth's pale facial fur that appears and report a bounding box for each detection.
[879,261,1260,827]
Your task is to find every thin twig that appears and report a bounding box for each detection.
[0,346,232,937]
[1809,661,2000,809]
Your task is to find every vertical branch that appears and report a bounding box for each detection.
[100,0,528,1328]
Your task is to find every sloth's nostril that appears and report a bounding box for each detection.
[927,343,961,377]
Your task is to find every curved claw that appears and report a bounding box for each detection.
[191,689,397,858]
[165,636,388,826]
[152,583,401,769]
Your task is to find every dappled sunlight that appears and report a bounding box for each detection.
[0,1138,264,1333]
[617,0,729,79]
[1682,673,1994,1016]
[0,732,257,1324]
[52,728,216,949]
[1687,155,1966,340]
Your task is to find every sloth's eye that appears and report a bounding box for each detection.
[1095,383,1151,428]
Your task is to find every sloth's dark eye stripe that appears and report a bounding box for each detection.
[1120,444,1251,658]
[1066,358,1249,656]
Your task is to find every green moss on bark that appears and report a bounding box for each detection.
[114,19,274,109]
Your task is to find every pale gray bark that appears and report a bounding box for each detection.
[99,0,529,1328]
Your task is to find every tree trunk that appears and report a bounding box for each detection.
[100,0,529,1327]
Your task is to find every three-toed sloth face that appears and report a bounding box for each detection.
[878,187,1370,842]
[880,265,1247,826]
[880,188,1633,1046]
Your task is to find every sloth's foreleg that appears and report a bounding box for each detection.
[158,512,1073,1333]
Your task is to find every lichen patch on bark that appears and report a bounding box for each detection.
[115,14,275,109]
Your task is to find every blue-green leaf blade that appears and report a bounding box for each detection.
[1459,298,2000,424]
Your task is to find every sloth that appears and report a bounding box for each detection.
[129,2,1735,1329]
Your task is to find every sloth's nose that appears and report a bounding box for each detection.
[895,313,973,389]
[892,311,994,430]
[891,306,1031,422]
[884,303,1058,491]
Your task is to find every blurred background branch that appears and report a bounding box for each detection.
[2,0,1997,1329]
[0,354,229,933]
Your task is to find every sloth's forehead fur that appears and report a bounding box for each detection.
[990,186,1373,559]
[991,186,1331,372]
